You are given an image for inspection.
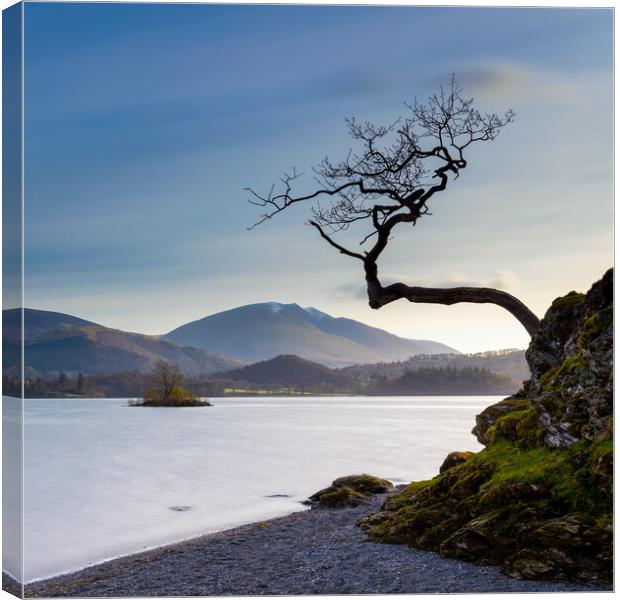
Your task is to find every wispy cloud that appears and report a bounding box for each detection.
[332,282,368,301]
[379,271,519,291]
[330,271,519,303]
[459,62,579,105]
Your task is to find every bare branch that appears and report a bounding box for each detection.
[309,221,365,261]
[245,77,540,337]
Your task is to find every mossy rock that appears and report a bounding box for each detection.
[331,474,394,494]
[363,436,612,583]
[314,486,366,508]
[439,451,475,473]
[472,395,529,445]
[308,474,393,508]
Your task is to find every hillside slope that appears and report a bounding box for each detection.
[216,354,356,389]
[4,309,242,377]
[3,307,97,341]
[165,302,457,367]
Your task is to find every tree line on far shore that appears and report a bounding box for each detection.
[5,352,520,399]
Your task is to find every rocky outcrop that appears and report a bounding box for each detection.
[474,269,613,450]
[439,451,475,473]
[360,270,613,584]
[308,475,394,508]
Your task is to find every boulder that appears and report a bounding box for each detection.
[439,451,475,473]
[308,474,394,508]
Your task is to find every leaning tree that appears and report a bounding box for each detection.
[246,79,540,337]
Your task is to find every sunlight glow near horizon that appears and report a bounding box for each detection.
[22,5,612,354]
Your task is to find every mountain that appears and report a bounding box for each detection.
[4,309,242,377]
[216,354,356,389]
[164,302,457,367]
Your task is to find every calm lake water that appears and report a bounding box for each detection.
[8,396,497,582]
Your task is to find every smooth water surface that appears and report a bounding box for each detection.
[20,396,496,582]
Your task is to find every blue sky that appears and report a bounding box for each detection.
[23,4,613,352]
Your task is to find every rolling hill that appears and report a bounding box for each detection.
[164,302,457,367]
[3,308,97,340]
[215,354,357,389]
[4,309,242,377]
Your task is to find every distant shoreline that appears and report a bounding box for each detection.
[21,392,510,400]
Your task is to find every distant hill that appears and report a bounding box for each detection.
[165,302,458,367]
[216,354,357,389]
[3,308,97,341]
[4,309,242,377]
[368,366,519,396]
[343,349,529,384]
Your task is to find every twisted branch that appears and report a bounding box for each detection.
[246,77,540,337]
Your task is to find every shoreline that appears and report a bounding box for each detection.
[22,494,605,597]
[23,393,512,400]
[21,504,311,586]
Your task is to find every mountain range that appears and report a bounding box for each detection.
[164,302,457,367]
[3,303,458,377]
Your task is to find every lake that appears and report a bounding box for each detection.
[6,396,497,582]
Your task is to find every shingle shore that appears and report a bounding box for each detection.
[24,494,605,597]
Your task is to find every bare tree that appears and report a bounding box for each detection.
[246,78,540,337]
[151,360,183,402]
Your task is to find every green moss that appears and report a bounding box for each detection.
[581,305,612,339]
[332,474,393,494]
[318,486,366,508]
[367,436,612,565]
[489,408,545,449]
[589,438,612,461]
[557,355,586,376]
[310,473,394,509]
[538,365,559,389]
[550,292,585,310]
[480,442,552,487]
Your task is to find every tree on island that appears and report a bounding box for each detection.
[133,360,210,407]
[246,78,540,337]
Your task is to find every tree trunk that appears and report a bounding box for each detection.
[365,265,540,338]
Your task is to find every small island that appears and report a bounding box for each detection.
[129,360,211,407]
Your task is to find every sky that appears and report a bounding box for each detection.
[23,4,613,353]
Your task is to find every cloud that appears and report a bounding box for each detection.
[380,270,519,291]
[331,282,368,300]
[430,61,586,109]
[329,270,519,305]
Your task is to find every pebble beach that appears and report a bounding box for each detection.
[22,494,606,597]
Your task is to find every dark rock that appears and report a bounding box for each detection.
[472,395,529,445]
[439,451,475,473]
[308,474,394,508]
